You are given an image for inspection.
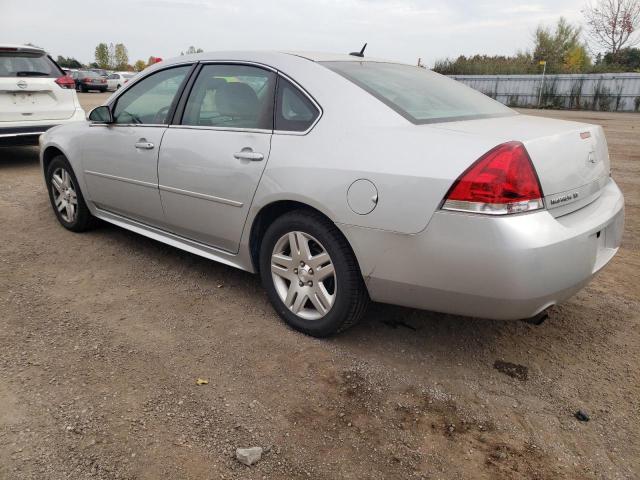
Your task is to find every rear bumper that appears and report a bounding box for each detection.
[81,83,107,90]
[0,110,85,147]
[0,125,58,146]
[342,178,625,320]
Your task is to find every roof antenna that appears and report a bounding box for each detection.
[349,43,367,58]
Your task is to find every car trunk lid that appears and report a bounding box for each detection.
[0,77,77,122]
[431,114,610,216]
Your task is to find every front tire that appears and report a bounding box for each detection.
[45,155,95,232]
[259,210,368,337]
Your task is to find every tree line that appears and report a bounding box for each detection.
[434,0,640,75]
[55,44,205,72]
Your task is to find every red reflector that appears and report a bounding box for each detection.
[443,142,544,215]
[55,75,75,89]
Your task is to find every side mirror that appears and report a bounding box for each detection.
[88,105,113,123]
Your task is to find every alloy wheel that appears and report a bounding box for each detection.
[271,231,337,320]
[51,167,78,223]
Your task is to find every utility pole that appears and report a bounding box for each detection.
[537,60,547,108]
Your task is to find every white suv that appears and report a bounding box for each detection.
[0,44,85,147]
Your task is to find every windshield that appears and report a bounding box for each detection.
[0,51,62,78]
[321,61,515,124]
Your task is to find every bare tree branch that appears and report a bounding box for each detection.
[583,0,640,57]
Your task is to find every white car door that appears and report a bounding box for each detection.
[81,65,192,226]
[157,63,276,253]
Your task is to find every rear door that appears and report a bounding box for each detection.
[0,47,76,122]
[157,63,276,253]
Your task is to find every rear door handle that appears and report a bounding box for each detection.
[135,140,154,150]
[233,150,264,161]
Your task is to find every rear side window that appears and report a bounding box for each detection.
[0,51,62,78]
[321,61,514,124]
[275,77,319,132]
[182,64,275,130]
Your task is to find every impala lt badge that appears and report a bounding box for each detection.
[550,192,579,205]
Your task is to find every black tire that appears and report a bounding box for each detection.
[259,209,369,337]
[45,155,95,232]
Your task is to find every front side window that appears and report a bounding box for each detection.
[112,65,190,125]
[182,64,275,130]
[321,61,514,124]
[275,77,319,132]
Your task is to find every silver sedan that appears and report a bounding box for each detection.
[39,51,624,336]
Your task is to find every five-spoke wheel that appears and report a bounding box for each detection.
[50,167,78,223]
[271,231,337,320]
[260,209,369,337]
[46,155,95,232]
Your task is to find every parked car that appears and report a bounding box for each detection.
[39,51,624,337]
[70,70,108,92]
[0,44,84,147]
[106,72,135,91]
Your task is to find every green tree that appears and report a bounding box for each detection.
[133,59,147,72]
[114,43,129,70]
[56,56,82,69]
[94,43,110,69]
[533,17,588,73]
[181,46,204,55]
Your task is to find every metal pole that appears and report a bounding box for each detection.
[537,61,547,108]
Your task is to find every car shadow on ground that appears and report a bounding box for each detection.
[0,147,40,168]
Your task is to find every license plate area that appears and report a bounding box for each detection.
[12,92,37,105]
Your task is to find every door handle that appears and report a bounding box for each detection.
[233,149,264,161]
[135,140,154,150]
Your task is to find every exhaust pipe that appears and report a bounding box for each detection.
[521,310,549,326]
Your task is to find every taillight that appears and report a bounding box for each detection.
[442,141,544,215]
[101,79,106,83]
[55,75,75,89]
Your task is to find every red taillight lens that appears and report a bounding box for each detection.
[55,75,75,89]
[442,141,544,215]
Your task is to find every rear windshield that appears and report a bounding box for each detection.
[79,71,101,78]
[321,61,515,124]
[0,51,62,78]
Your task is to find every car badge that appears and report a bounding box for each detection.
[17,80,28,89]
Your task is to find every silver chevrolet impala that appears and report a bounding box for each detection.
[39,51,624,337]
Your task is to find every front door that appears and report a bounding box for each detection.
[81,65,191,225]
[158,64,276,253]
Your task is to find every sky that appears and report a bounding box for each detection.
[1,0,587,67]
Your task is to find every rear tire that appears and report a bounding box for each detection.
[259,209,369,337]
[45,155,95,232]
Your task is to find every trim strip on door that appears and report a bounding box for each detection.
[158,184,243,207]
[84,170,157,189]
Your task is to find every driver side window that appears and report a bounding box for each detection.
[112,66,190,125]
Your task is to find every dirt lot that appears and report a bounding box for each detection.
[1,94,638,479]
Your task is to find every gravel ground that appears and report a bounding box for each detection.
[1,95,638,479]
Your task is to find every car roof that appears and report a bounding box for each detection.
[0,44,46,54]
[158,50,405,68]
